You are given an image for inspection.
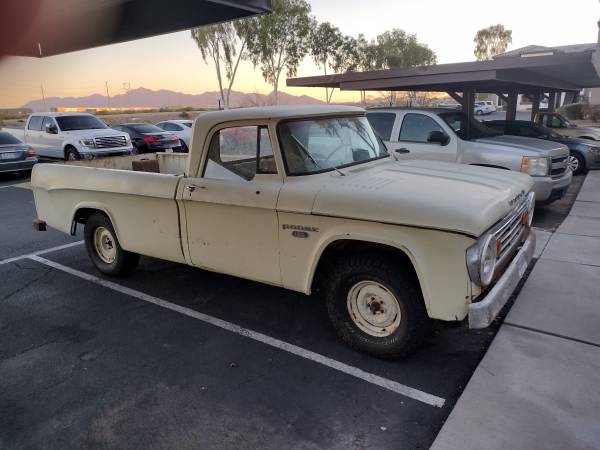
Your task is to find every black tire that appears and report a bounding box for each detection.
[476,110,483,116]
[84,212,140,277]
[568,152,587,175]
[65,147,81,161]
[324,253,430,359]
[180,140,189,153]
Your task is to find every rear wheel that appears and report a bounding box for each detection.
[180,140,189,153]
[324,254,430,359]
[476,110,483,116]
[568,152,586,175]
[84,212,139,277]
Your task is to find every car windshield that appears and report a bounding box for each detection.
[439,111,500,140]
[538,125,563,139]
[278,116,389,176]
[56,115,107,131]
[0,132,23,145]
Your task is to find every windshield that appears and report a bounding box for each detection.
[182,122,193,128]
[128,124,165,133]
[439,111,500,140]
[278,116,389,175]
[56,115,107,131]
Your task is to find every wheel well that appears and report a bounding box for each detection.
[578,136,596,140]
[71,208,109,235]
[312,240,421,294]
[64,144,77,159]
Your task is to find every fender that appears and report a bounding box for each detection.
[70,202,121,242]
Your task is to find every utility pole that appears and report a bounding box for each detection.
[105,81,111,109]
[40,84,47,111]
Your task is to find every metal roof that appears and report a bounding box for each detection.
[1,0,271,57]
[287,49,600,94]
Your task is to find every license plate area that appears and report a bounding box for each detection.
[0,152,20,160]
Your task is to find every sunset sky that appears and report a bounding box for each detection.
[1,0,599,108]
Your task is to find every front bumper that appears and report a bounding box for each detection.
[80,146,134,159]
[469,230,536,328]
[532,169,572,202]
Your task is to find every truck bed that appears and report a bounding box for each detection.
[32,153,188,264]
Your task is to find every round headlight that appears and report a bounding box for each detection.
[480,235,497,286]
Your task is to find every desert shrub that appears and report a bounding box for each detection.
[558,103,585,120]
[179,111,190,118]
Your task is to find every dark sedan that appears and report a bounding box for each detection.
[485,120,600,175]
[112,123,182,154]
[0,131,38,175]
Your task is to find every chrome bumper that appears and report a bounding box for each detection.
[469,231,536,328]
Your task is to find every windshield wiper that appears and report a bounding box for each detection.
[291,135,346,176]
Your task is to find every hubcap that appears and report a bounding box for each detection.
[93,226,116,264]
[67,152,77,160]
[567,154,579,172]
[347,281,401,337]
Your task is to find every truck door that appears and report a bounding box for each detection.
[180,124,282,286]
[390,113,457,162]
[24,116,45,155]
[41,116,63,158]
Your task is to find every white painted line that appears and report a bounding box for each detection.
[0,240,84,266]
[0,184,18,189]
[28,254,446,408]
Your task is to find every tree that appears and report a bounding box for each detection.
[473,24,512,61]
[309,22,343,103]
[243,0,312,105]
[190,22,246,109]
[376,29,437,68]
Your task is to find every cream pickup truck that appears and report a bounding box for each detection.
[31,105,536,359]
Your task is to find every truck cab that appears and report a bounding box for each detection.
[367,107,572,203]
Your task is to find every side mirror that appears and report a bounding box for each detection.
[45,123,58,134]
[427,130,449,145]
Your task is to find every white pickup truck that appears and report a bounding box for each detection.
[32,105,536,358]
[367,107,572,203]
[4,112,133,160]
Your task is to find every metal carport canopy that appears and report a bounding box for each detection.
[287,51,600,94]
[1,0,271,57]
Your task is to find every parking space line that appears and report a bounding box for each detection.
[0,241,84,266]
[28,254,446,408]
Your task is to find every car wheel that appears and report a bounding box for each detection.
[324,253,430,359]
[476,110,483,116]
[84,212,140,277]
[65,147,81,161]
[180,140,189,153]
[568,152,586,175]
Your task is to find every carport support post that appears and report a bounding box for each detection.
[463,88,475,138]
[506,91,518,121]
[548,92,556,113]
[531,91,541,121]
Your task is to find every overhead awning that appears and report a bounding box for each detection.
[287,50,600,94]
[1,0,271,57]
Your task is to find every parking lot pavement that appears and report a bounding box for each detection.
[532,174,585,231]
[0,169,582,449]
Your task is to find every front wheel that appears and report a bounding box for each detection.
[324,254,430,359]
[65,147,81,161]
[84,212,140,277]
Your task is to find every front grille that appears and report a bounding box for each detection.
[492,197,529,265]
[94,136,127,149]
[551,155,568,178]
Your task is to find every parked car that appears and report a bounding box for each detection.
[534,112,600,141]
[474,101,496,115]
[0,131,38,174]
[367,107,572,203]
[112,123,182,154]
[155,120,193,152]
[485,119,600,175]
[3,113,133,160]
[32,105,536,359]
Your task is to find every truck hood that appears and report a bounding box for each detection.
[62,129,129,139]
[312,159,534,237]
[472,134,569,157]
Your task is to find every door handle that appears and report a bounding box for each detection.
[186,184,206,193]
[395,148,410,154]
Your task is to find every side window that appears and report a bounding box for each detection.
[28,116,43,131]
[204,125,276,181]
[161,122,178,131]
[399,113,444,143]
[367,112,396,141]
[543,115,563,128]
[41,116,55,131]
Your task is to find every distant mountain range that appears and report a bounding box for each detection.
[22,87,323,111]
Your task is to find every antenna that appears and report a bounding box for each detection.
[105,81,111,108]
[40,84,47,111]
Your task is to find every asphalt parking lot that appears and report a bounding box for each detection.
[0,170,584,449]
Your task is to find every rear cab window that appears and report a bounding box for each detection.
[366,112,396,141]
[27,116,43,131]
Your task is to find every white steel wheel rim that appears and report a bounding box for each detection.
[567,154,579,172]
[347,281,401,337]
[93,226,117,264]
